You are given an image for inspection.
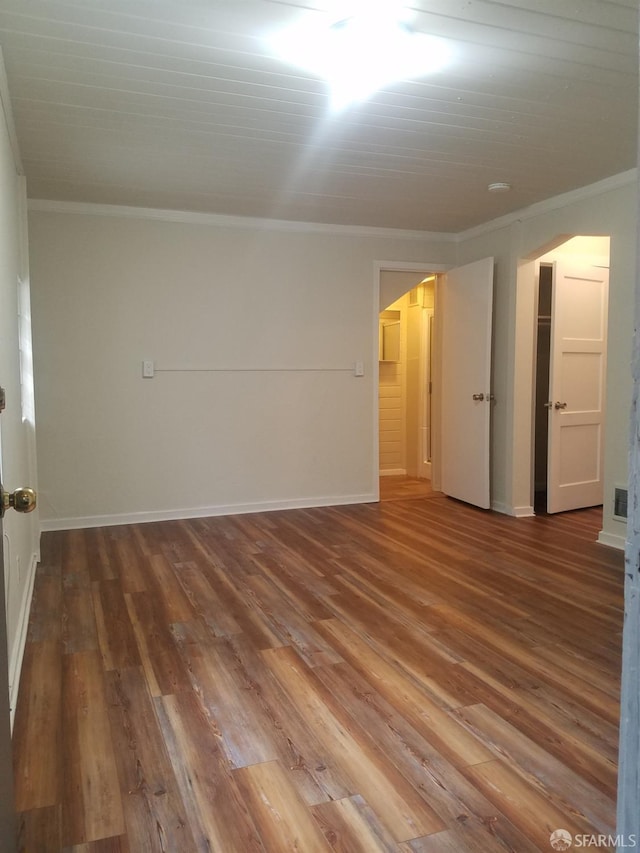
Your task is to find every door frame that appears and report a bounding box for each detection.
[418,303,435,480]
[372,260,449,499]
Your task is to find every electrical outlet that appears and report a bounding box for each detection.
[354,361,364,377]
[142,360,155,379]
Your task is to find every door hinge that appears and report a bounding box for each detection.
[0,386,5,413]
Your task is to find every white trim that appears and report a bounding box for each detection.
[27,172,635,244]
[375,260,451,272]
[372,264,382,502]
[8,551,37,732]
[597,530,626,551]
[39,493,377,532]
[26,198,457,241]
[0,47,22,175]
[513,505,536,518]
[491,501,535,517]
[380,469,407,476]
[456,169,637,243]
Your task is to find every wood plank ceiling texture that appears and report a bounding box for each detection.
[0,0,637,233]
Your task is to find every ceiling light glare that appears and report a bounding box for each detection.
[488,182,511,193]
[266,2,452,110]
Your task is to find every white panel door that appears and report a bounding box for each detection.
[547,261,609,513]
[440,257,494,509]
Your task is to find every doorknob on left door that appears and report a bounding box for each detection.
[472,393,484,401]
[0,486,36,518]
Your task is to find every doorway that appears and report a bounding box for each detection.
[376,265,443,501]
[531,235,610,515]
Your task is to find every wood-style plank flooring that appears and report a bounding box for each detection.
[379,476,435,502]
[12,494,624,852]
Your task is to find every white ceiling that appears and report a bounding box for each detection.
[0,0,637,232]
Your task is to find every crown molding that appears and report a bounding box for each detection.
[27,198,458,242]
[27,168,637,242]
[0,47,23,175]
[456,169,637,243]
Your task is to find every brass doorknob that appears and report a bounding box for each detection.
[1,486,37,517]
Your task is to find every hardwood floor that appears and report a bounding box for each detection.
[12,498,623,852]
[378,476,435,502]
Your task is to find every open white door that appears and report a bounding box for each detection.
[440,257,494,509]
[547,260,608,513]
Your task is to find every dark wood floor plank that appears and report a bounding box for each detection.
[234,761,332,853]
[172,560,244,637]
[13,497,623,852]
[92,580,141,671]
[105,666,199,852]
[26,571,61,644]
[38,530,63,574]
[263,645,446,842]
[62,837,131,853]
[219,633,353,805]
[315,619,493,767]
[176,532,286,649]
[249,550,336,622]
[17,805,61,853]
[244,573,344,667]
[155,690,267,853]
[124,591,193,697]
[61,651,124,845]
[132,519,199,564]
[62,572,98,655]
[181,640,282,769]
[311,660,521,835]
[528,641,620,697]
[324,582,483,706]
[523,683,619,758]
[428,603,620,724]
[146,553,196,623]
[379,476,435,502]
[113,535,149,594]
[84,528,118,582]
[453,703,615,833]
[444,659,619,798]
[403,820,541,853]
[62,530,89,575]
[460,759,611,851]
[13,639,61,810]
[311,795,398,853]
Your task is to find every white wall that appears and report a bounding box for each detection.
[29,208,456,527]
[456,176,636,544]
[27,173,637,546]
[0,80,39,723]
[379,270,424,311]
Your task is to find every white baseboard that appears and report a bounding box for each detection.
[39,493,378,532]
[491,501,535,518]
[597,530,626,551]
[9,551,38,732]
[379,469,407,477]
[512,505,536,518]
